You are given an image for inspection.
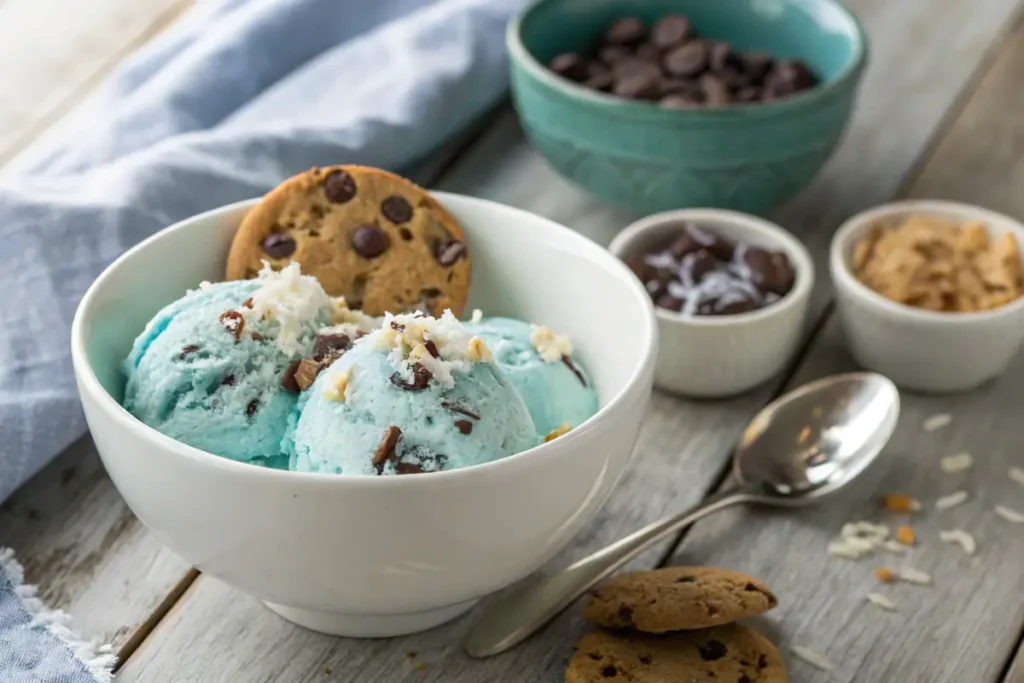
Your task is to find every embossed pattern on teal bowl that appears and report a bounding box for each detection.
[507,0,868,215]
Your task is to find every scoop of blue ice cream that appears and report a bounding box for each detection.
[466,316,598,438]
[122,264,340,465]
[292,312,538,475]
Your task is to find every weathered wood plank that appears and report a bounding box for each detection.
[114,0,1024,680]
[0,437,192,649]
[668,13,1024,682]
[0,0,191,166]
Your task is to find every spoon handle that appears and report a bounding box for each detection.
[463,485,749,658]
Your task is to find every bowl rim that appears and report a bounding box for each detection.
[608,208,815,327]
[506,0,869,119]
[830,198,1024,323]
[70,192,658,487]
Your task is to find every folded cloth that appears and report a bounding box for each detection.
[0,0,525,679]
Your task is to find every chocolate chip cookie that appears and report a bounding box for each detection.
[567,627,786,683]
[226,165,470,317]
[584,566,778,632]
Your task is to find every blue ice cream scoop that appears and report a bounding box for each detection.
[292,313,539,475]
[466,317,598,438]
[122,264,338,465]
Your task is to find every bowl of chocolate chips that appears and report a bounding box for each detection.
[507,0,867,215]
[610,208,813,397]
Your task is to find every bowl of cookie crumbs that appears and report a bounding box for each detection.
[831,199,1024,393]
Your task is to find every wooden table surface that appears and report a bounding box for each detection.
[3,0,1024,680]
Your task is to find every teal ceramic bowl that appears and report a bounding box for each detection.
[507,0,868,215]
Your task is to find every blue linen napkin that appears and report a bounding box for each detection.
[0,0,526,679]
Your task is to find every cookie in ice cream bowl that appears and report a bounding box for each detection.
[70,175,656,637]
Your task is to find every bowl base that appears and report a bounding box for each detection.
[263,598,478,637]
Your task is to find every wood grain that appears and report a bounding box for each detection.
[670,13,1024,682]
[0,0,192,166]
[0,437,190,649]
[114,0,1024,680]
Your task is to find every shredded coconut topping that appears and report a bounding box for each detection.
[329,296,378,332]
[940,452,974,473]
[866,592,897,611]
[995,505,1024,523]
[368,310,490,389]
[939,529,977,555]
[240,262,334,356]
[530,324,573,362]
[1008,467,1024,487]
[935,490,969,510]
[922,413,952,432]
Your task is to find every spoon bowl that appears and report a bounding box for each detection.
[735,372,900,502]
[463,372,900,658]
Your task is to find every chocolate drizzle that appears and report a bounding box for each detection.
[562,355,587,387]
[441,402,480,420]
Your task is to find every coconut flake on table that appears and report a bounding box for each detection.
[866,592,897,611]
[935,490,969,510]
[897,567,933,585]
[1008,467,1024,487]
[922,413,952,432]
[369,310,488,389]
[995,505,1024,523]
[791,646,833,671]
[241,262,335,356]
[828,521,889,559]
[939,529,977,555]
[940,452,974,473]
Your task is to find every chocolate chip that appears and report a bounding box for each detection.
[676,576,695,582]
[669,230,702,258]
[455,419,473,435]
[617,604,634,626]
[588,653,603,661]
[261,233,296,259]
[395,461,426,475]
[604,17,646,45]
[441,402,480,420]
[741,51,774,83]
[601,665,618,678]
[634,42,660,62]
[686,249,718,281]
[179,344,199,360]
[293,359,323,390]
[613,70,661,100]
[651,14,691,50]
[389,362,432,391]
[314,333,352,361]
[743,248,795,295]
[639,655,652,665]
[739,676,752,683]
[434,238,466,266]
[372,426,402,475]
[281,360,302,393]
[715,296,758,315]
[757,654,768,669]
[562,355,587,387]
[763,59,817,99]
[241,297,254,309]
[611,57,658,80]
[700,73,731,106]
[736,86,760,103]
[697,640,727,661]
[381,195,413,224]
[586,61,610,78]
[584,71,616,92]
[250,331,264,342]
[351,224,389,259]
[704,233,735,261]
[246,399,260,418]
[221,374,236,386]
[548,52,589,81]
[659,94,697,110]
[626,254,657,282]
[218,310,245,340]
[399,227,413,241]
[424,340,440,358]
[421,287,442,300]
[707,41,737,72]
[656,293,684,312]
[598,45,631,65]
[664,41,707,77]
[324,169,357,203]
[646,279,668,300]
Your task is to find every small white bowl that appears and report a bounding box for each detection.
[71,193,656,637]
[609,209,814,398]
[831,199,1024,393]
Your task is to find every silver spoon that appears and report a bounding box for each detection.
[464,371,900,658]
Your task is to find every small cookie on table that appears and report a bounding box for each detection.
[226,165,471,317]
[567,626,786,683]
[583,566,778,632]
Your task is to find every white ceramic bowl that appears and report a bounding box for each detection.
[831,199,1024,393]
[70,193,656,637]
[609,209,814,398]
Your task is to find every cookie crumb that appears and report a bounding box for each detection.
[896,526,914,546]
[935,490,969,510]
[530,325,573,362]
[323,367,352,401]
[874,567,895,583]
[466,336,493,363]
[545,423,572,443]
[882,493,920,512]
